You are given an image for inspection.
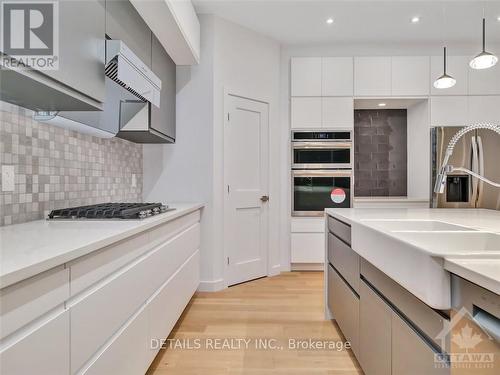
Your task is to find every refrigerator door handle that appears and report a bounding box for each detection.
[470,136,479,207]
[476,136,485,206]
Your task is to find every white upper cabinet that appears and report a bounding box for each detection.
[430,56,469,95]
[322,57,354,96]
[468,61,500,95]
[291,97,322,129]
[354,57,392,96]
[322,97,354,129]
[391,56,430,96]
[291,57,322,96]
[430,96,468,127]
[468,96,500,123]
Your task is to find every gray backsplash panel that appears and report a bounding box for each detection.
[0,102,143,226]
[354,109,407,197]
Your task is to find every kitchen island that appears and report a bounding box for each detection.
[324,208,500,375]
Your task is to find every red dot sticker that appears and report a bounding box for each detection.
[331,188,346,204]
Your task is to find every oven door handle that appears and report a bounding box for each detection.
[292,141,352,149]
[292,170,353,178]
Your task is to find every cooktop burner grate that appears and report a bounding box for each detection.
[47,203,171,220]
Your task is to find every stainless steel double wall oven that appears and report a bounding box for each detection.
[292,130,353,216]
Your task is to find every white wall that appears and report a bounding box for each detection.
[144,15,283,291]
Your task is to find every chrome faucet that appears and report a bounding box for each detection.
[434,123,500,194]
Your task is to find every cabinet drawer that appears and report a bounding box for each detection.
[148,250,200,362]
[327,216,351,245]
[0,266,69,340]
[148,211,201,248]
[83,307,150,375]
[328,233,360,293]
[147,223,200,293]
[392,312,450,375]
[359,280,392,375]
[0,310,69,375]
[69,232,150,296]
[328,264,359,357]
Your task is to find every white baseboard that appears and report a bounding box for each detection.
[291,263,324,271]
[268,264,281,276]
[197,278,225,292]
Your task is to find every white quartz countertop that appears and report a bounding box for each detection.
[0,203,204,289]
[326,208,500,298]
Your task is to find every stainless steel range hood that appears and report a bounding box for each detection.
[34,40,161,138]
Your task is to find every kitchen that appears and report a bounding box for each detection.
[0,1,499,374]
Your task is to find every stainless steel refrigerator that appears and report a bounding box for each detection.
[431,126,500,210]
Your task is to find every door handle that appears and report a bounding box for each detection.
[260,195,269,202]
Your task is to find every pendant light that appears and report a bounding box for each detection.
[434,47,456,89]
[470,18,498,69]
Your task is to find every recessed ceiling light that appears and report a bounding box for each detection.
[326,18,334,25]
[378,103,387,107]
[411,16,420,24]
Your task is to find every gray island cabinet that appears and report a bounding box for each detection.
[325,214,450,375]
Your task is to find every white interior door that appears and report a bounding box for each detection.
[224,94,269,286]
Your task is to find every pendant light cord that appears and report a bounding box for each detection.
[482,18,486,52]
[443,47,447,75]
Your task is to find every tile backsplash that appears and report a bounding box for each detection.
[0,102,143,226]
[354,109,407,197]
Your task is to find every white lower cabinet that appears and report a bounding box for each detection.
[147,250,200,362]
[291,233,324,264]
[83,307,149,375]
[0,310,70,375]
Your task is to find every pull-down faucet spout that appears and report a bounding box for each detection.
[434,123,500,194]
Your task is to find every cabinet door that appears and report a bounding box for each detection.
[291,57,322,96]
[322,57,353,96]
[468,96,500,124]
[430,56,469,95]
[392,56,430,96]
[322,97,353,129]
[151,35,176,141]
[392,312,450,375]
[291,97,322,129]
[328,265,360,357]
[468,60,500,95]
[291,233,324,263]
[106,0,152,67]
[43,0,105,102]
[0,310,69,375]
[354,57,391,96]
[430,96,468,127]
[359,280,392,375]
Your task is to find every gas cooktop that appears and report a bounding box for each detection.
[47,203,173,220]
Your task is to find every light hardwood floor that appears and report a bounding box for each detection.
[147,271,363,375]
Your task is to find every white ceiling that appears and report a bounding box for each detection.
[193,1,500,46]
